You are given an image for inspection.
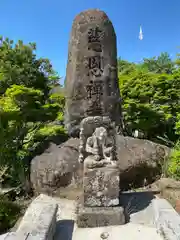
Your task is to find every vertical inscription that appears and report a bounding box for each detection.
[86,26,104,115]
[87,27,103,77]
[85,80,104,115]
[86,80,103,100]
[87,56,103,77]
[88,27,102,43]
[88,27,103,52]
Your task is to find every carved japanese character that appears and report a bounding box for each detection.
[86,99,103,115]
[85,81,103,100]
[88,56,103,77]
[86,82,93,99]
[88,27,102,43]
[93,82,103,99]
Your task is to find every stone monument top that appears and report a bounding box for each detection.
[64,9,121,137]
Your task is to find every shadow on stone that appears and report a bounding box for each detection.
[120,191,158,222]
[54,220,74,240]
[120,165,162,191]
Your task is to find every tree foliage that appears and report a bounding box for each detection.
[167,141,180,180]
[142,52,175,74]
[0,37,67,187]
[0,195,21,234]
[118,53,180,144]
[118,53,180,180]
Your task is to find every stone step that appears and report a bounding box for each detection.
[153,198,180,240]
[72,224,163,240]
[1,194,180,240]
[0,194,58,240]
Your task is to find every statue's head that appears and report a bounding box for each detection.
[93,126,107,141]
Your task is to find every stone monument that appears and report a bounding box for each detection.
[65,9,125,227]
[77,115,125,227]
[64,9,122,137]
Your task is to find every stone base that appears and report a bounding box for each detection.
[77,205,125,228]
[83,166,120,207]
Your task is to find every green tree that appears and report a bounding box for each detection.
[167,140,180,180]
[142,52,175,74]
[118,61,180,145]
[175,114,180,136]
[117,58,136,74]
[0,37,67,188]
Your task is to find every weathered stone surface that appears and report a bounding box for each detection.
[151,178,180,208]
[78,116,117,167]
[77,205,125,228]
[30,136,170,195]
[83,166,119,207]
[175,200,180,214]
[1,232,44,239]
[151,178,180,191]
[16,194,58,240]
[64,9,121,137]
[30,138,81,195]
[73,225,163,240]
[153,198,180,240]
[116,135,171,190]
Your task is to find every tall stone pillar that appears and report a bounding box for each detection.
[64,9,122,137]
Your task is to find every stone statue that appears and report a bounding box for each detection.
[78,116,117,168]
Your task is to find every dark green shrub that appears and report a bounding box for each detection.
[0,195,21,234]
[167,141,180,180]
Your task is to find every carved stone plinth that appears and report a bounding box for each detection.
[77,205,125,228]
[83,166,119,207]
[77,166,125,228]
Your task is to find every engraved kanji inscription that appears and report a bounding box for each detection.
[85,80,104,115]
[93,82,103,100]
[86,82,93,99]
[86,100,103,115]
[88,27,103,52]
[88,56,103,77]
[86,81,103,100]
[88,27,102,43]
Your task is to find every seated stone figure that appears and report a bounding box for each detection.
[78,116,117,169]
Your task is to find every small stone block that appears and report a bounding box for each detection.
[83,166,119,207]
[77,205,125,228]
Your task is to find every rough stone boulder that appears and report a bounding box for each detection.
[30,138,82,195]
[30,135,171,195]
[151,178,180,207]
[116,135,171,189]
[151,178,180,191]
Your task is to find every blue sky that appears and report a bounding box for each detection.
[1,0,180,84]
